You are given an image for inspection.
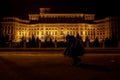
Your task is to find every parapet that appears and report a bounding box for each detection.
[40,8,51,14]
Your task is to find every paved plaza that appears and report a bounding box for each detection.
[0,51,120,80]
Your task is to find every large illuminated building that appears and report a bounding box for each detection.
[0,8,119,42]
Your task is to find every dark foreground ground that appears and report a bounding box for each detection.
[0,51,120,80]
[0,48,120,53]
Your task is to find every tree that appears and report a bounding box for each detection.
[111,34,118,47]
[76,33,82,41]
[20,36,26,48]
[93,37,100,47]
[36,37,40,48]
[31,35,36,47]
[0,34,9,47]
[84,36,90,47]
[105,37,110,47]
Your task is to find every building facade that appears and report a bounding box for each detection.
[0,8,119,42]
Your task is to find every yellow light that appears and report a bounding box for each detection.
[51,32,52,35]
[83,30,85,35]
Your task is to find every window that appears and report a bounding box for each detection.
[55,31,57,35]
[60,31,63,35]
[19,32,21,35]
[46,31,48,35]
[41,28,43,30]
[41,31,44,35]
[81,31,83,35]
[37,31,39,35]
[73,31,75,35]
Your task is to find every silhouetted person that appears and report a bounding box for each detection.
[64,35,85,66]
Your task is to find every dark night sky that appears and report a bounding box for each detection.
[0,0,119,19]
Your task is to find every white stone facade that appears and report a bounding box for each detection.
[1,8,115,42]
